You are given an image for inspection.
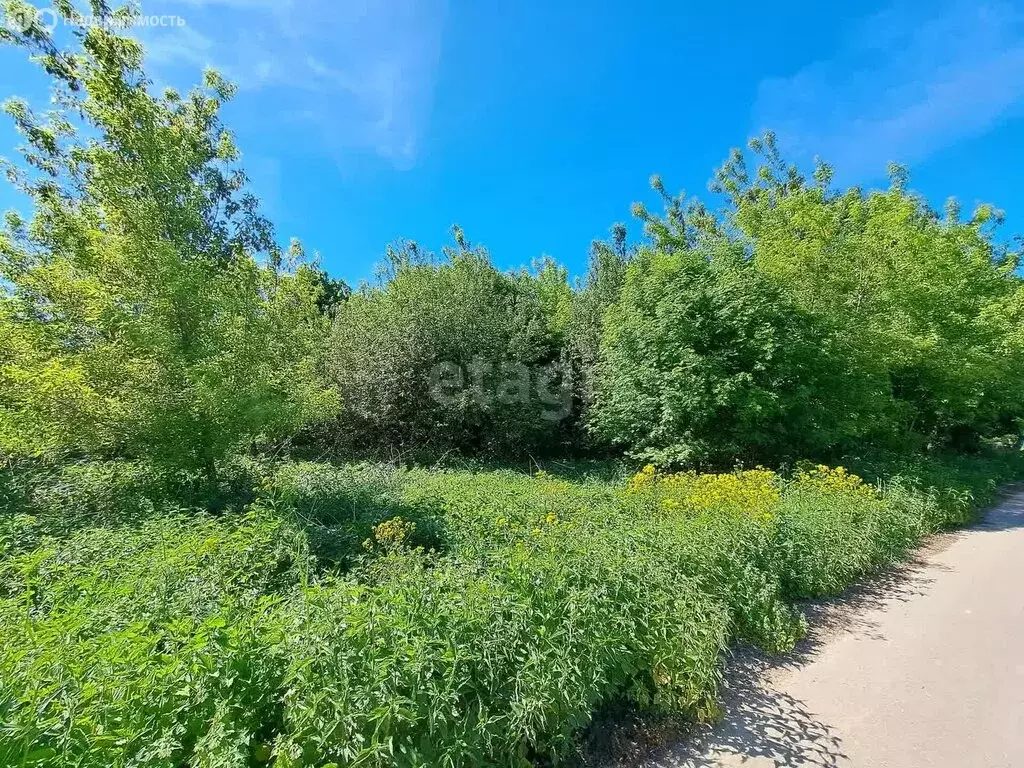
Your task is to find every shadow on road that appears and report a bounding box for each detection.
[595,553,943,768]
[589,492,1024,768]
[976,492,1024,532]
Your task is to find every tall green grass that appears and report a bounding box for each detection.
[0,454,1019,766]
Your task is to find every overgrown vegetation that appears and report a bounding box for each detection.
[1,4,1022,767]
[3,455,1020,767]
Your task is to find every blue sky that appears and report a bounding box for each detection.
[2,0,1024,285]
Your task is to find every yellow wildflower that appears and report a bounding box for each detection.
[793,465,877,498]
[365,516,417,551]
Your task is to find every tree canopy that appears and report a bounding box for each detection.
[0,3,337,475]
[1,10,1021,471]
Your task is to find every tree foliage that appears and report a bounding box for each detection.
[325,231,572,456]
[0,7,1021,472]
[562,224,633,423]
[590,242,848,466]
[716,133,1024,450]
[0,3,336,474]
[589,134,1024,465]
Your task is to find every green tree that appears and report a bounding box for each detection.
[714,132,1024,449]
[559,223,633,449]
[0,2,337,476]
[590,236,849,467]
[326,231,571,456]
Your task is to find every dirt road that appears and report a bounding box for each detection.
[642,491,1024,768]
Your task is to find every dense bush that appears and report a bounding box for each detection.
[3,6,1023,474]
[589,155,1024,464]
[317,148,1024,465]
[0,506,302,767]
[325,236,573,457]
[560,225,634,439]
[275,529,725,766]
[712,133,1024,451]
[590,244,852,466]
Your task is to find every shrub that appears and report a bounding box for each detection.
[590,245,852,467]
[775,487,891,598]
[325,238,572,458]
[715,132,1024,449]
[268,461,445,568]
[275,544,726,767]
[561,225,634,445]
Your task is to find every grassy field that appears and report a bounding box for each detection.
[1,453,1021,767]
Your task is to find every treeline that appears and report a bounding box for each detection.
[324,157,1024,466]
[2,9,1023,474]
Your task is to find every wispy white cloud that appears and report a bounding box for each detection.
[752,0,1024,178]
[139,21,215,70]
[136,0,447,166]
